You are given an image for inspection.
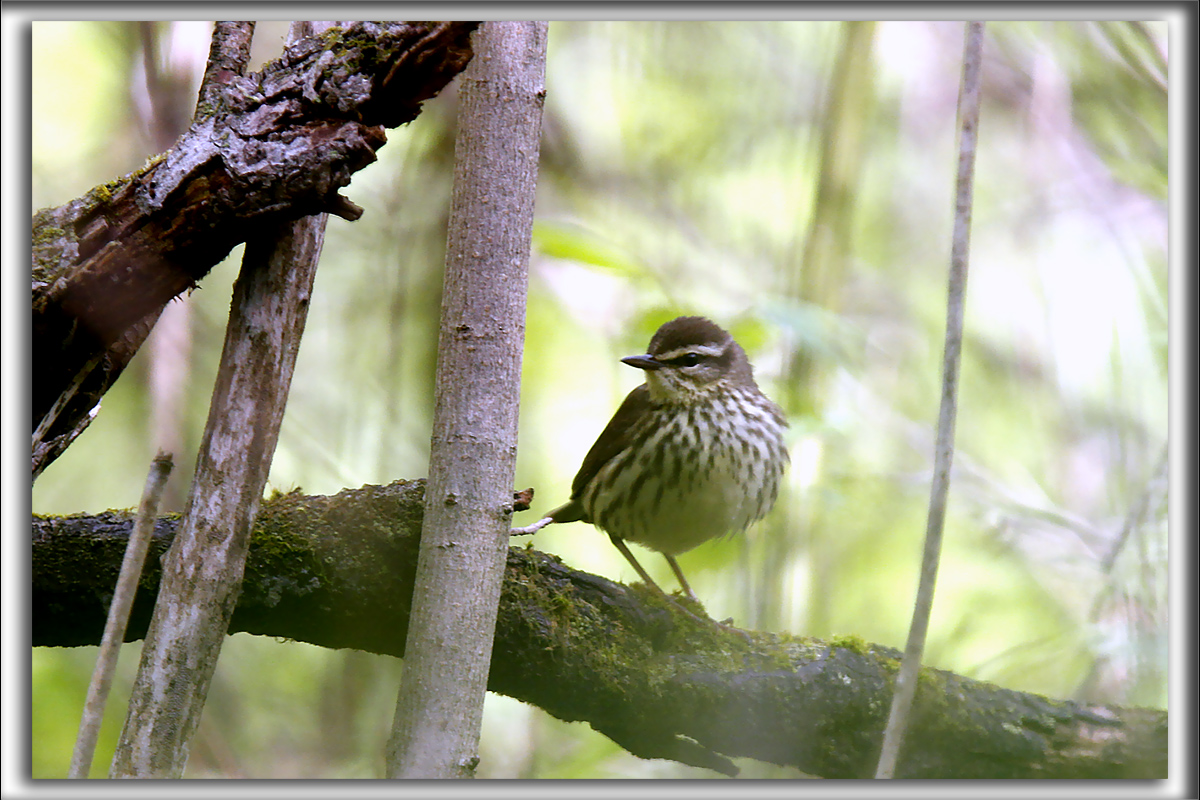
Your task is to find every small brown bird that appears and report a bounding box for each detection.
[513,316,789,603]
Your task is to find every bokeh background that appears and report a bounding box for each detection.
[30,20,1169,778]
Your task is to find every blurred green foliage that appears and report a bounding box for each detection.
[30,19,1168,778]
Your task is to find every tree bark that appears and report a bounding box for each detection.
[108,215,326,778]
[32,485,1168,780]
[105,21,343,777]
[386,21,547,779]
[31,21,478,479]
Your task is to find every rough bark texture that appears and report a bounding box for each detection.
[109,213,327,778]
[32,484,1168,780]
[31,21,478,478]
[386,21,547,779]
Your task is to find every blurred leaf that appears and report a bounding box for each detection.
[532,220,645,276]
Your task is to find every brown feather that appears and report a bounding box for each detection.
[559,383,652,515]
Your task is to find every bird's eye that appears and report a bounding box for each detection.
[671,353,702,367]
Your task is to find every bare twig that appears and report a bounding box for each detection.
[69,452,173,778]
[875,20,985,779]
[1099,443,1169,576]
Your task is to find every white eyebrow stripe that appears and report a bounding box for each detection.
[657,343,725,360]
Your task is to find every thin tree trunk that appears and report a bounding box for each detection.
[385,21,548,779]
[109,23,330,777]
[109,215,327,777]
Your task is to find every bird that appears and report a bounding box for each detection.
[513,315,789,606]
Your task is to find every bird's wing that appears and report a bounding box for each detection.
[561,383,653,510]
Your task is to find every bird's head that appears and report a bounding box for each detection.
[622,316,756,405]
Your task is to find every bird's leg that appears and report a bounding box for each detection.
[664,554,698,602]
[609,535,673,598]
[510,516,555,536]
[610,536,749,640]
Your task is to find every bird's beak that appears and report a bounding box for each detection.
[621,354,664,371]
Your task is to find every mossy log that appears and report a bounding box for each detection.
[32,480,1167,778]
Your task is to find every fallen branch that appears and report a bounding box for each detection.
[31,481,1167,779]
[32,21,479,477]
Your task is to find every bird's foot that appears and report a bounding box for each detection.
[648,591,752,644]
